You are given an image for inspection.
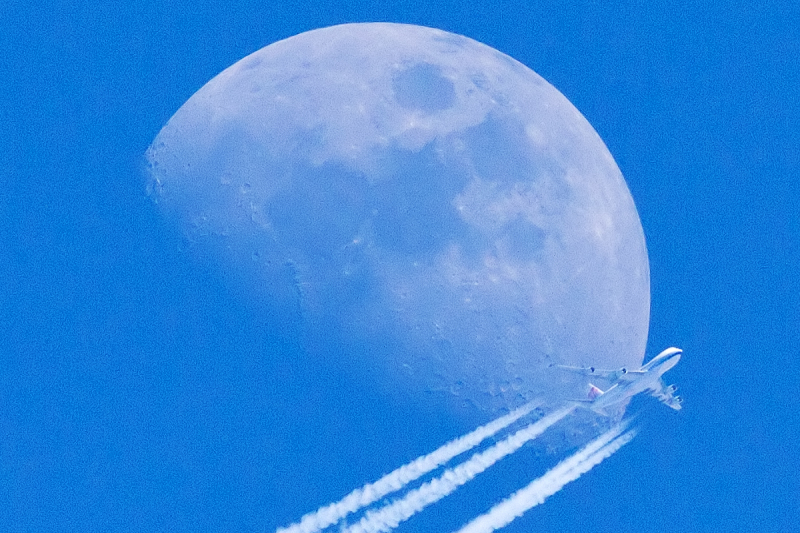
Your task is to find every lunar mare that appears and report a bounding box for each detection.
[146,23,650,413]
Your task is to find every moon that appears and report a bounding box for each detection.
[146,23,649,415]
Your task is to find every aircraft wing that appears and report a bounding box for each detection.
[550,363,645,382]
[650,378,683,410]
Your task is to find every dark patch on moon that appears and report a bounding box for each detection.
[393,63,456,113]
[369,142,469,258]
[460,114,539,184]
[502,218,548,261]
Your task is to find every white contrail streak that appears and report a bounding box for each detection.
[453,424,637,533]
[341,405,575,533]
[276,401,541,533]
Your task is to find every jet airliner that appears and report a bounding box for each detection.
[552,347,683,416]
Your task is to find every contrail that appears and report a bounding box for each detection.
[276,401,541,533]
[341,405,575,533]
[453,424,637,533]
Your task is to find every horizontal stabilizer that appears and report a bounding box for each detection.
[663,395,683,410]
[651,380,683,410]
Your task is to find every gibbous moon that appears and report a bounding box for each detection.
[146,23,649,414]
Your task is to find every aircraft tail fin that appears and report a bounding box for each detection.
[587,383,605,400]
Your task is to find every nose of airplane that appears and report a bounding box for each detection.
[661,347,683,358]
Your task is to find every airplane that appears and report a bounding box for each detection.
[551,347,683,416]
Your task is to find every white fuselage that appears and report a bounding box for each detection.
[589,349,681,413]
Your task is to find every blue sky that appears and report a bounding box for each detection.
[2,1,798,532]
